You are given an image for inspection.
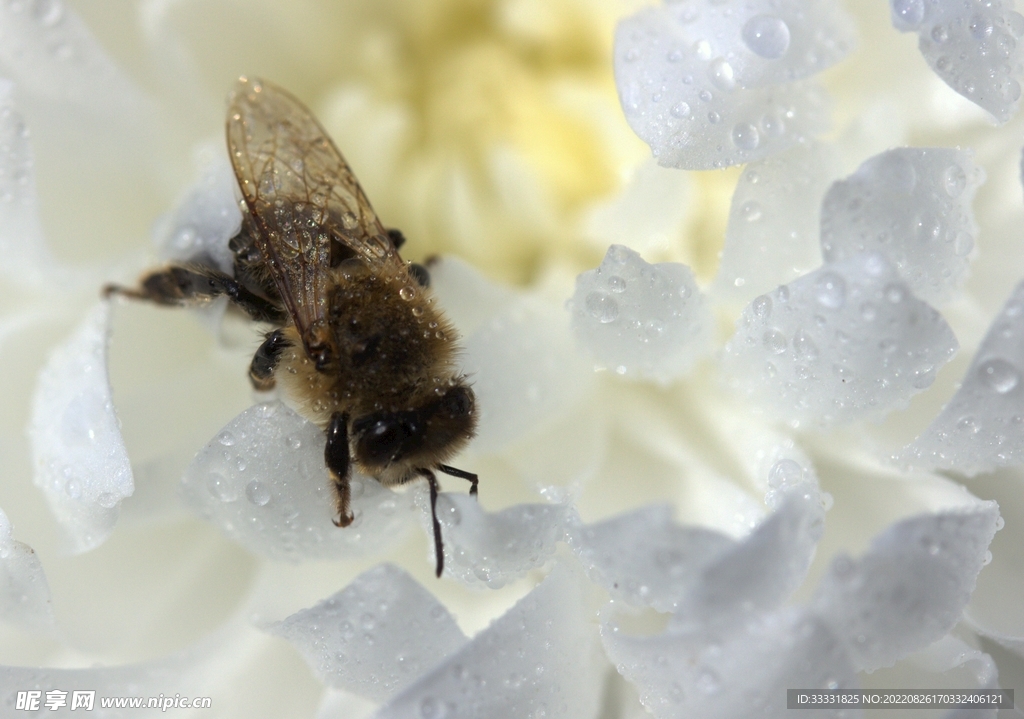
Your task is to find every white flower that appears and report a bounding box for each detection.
[1,0,1023,718]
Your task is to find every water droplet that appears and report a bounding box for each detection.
[667,49,682,62]
[585,291,619,323]
[96,492,118,509]
[731,122,760,150]
[607,275,626,293]
[970,13,993,40]
[942,164,966,197]
[399,286,415,300]
[860,302,878,321]
[245,480,271,506]
[742,15,791,58]
[762,329,787,354]
[814,272,846,309]
[206,472,238,502]
[64,478,81,499]
[892,0,925,28]
[884,284,905,303]
[978,358,1020,393]
[768,459,803,488]
[792,330,819,360]
[708,57,735,91]
[694,40,712,60]
[217,431,236,446]
[670,101,691,118]
[740,200,763,222]
[286,435,302,450]
[950,232,974,258]
[931,24,949,43]
[707,111,722,124]
[752,295,772,319]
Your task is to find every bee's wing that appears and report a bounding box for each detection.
[226,77,401,356]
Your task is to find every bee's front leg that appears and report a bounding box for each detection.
[326,412,354,527]
[249,329,290,391]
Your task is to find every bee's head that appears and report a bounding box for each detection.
[350,382,476,482]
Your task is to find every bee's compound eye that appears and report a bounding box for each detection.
[359,415,417,463]
[440,386,474,418]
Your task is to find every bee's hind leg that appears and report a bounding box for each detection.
[438,464,478,497]
[249,329,290,391]
[103,265,285,323]
[326,412,355,528]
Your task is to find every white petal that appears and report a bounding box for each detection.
[152,150,241,275]
[603,607,856,719]
[569,505,735,612]
[180,401,415,561]
[713,143,839,304]
[569,245,712,382]
[580,159,691,258]
[0,79,53,282]
[374,565,604,719]
[434,495,569,589]
[900,280,1024,475]
[463,293,594,452]
[614,5,835,169]
[29,302,133,552]
[268,564,468,703]
[820,148,984,305]
[811,503,1001,672]
[0,507,55,634]
[721,253,959,427]
[890,0,1024,123]
[669,485,825,636]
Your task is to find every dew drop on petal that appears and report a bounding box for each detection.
[585,291,619,323]
[246,480,271,506]
[977,358,1020,394]
[741,15,791,59]
[892,0,925,28]
[942,164,967,197]
[708,57,736,91]
[732,122,760,150]
[96,493,118,509]
[762,330,787,354]
[768,459,803,488]
[814,273,846,309]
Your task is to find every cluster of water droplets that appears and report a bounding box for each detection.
[810,504,1002,672]
[613,0,855,168]
[569,244,711,382]
[890,0,1024,123]
[600,499,1001,719]
[820,147,984,305]
[900,279,1024,474]
[179,401,417,561]
[269,564,469,703]
[721,253,959,427]
[432,495,570,589]
[29,302,134,553]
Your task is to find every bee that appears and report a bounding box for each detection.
[104,77,478,577]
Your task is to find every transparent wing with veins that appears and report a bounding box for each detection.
[226,76,402,360]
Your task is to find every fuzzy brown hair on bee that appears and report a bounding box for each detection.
[103,76,478,577]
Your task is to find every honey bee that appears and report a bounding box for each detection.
[104,77,477,577]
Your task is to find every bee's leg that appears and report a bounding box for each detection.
[386,228,406,250]
[409,263,430,288]
[104,265,285,323]
[249,329,290,391]
[326,412,355,528]
[437,464,478,497]
[419,468,445,577]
